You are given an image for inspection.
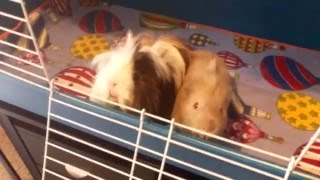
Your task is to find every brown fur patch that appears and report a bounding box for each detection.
[132,52,176,120]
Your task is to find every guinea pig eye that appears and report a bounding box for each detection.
[193,102,199,109]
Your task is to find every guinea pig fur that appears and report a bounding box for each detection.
[171,50,233,139]
[89,30,191,120]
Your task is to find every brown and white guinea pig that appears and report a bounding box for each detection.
[171,50,233,139]
[89,30,191,120]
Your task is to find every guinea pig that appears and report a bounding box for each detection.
[89,30,191,120]
[171,50,233,139]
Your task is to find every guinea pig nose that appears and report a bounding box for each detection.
[110,82,117,87]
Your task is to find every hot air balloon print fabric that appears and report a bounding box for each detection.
[4,1,319,174]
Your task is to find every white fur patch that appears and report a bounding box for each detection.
[89,31,137,109]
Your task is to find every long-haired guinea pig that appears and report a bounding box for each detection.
[89,30,191,120]
[171,50,233,139]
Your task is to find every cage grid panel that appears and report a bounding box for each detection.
[51,82,318,180]
[42,83,191,180]
[129,109,146,180]
[0,0,50,88]
[40,79,319,180]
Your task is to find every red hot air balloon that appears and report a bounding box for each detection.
[293,142,320,176]
[225,115,284,144]
[79,10,124,34]
[217,51,253,69]
[53,66,96,99]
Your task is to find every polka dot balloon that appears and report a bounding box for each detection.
[70,34,109,60]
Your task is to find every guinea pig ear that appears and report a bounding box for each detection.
[132,42,145,59]
[124,29,136,49]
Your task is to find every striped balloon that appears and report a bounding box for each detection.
[79,10,124,34]
[217,51,252,69]
[234,35,285,53]
[53,66,96,99]
[260,56,320,90]
[293,142,320,176]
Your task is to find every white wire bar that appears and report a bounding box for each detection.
[0,61,47,81]
[51,98,143,132]
[0,11,26,22]
[46,156,104,180]
[0,51,43,68]
[42,85,55,180]
[293,127,320,168]
[48,101,278,179]
[19,0,50,81]
[54,81,172,124]
[48,80,320,179]
[166,156,233,180]
[47,142,143,180]
[283,156,295,180]
[129,109,146,180]
[185,137,317,180]
[49,110,277,180]
[54,81,289,162]
[52,82,311,180]
[48,113,233,180]
[0,39,37,55]
[0,69,49,90]
[52,82,317,178]
[174,122,289,162]
[49,97,283,179]
[48,127,185,180]
[0,26,33,40]
[0,0,50,88]
[44,169,71,180]
[168,137,283,180]
[9,0,22,3]
[157,118,175,180]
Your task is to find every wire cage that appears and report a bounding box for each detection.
[0,0,319,179]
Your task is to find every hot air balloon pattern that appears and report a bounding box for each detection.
[217,51,253,69]
[260,55,320,90]
[11,11,54,52]
[189,33,217,47]
[70,34,109,60]
[79,10,124,34]
[293,142,320,176]
[139,12,198,30]
[225,115,284,144]
[230,91,271,120]
[234,35,285,53]
[276,92,320,131]
[53,66,96,100]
